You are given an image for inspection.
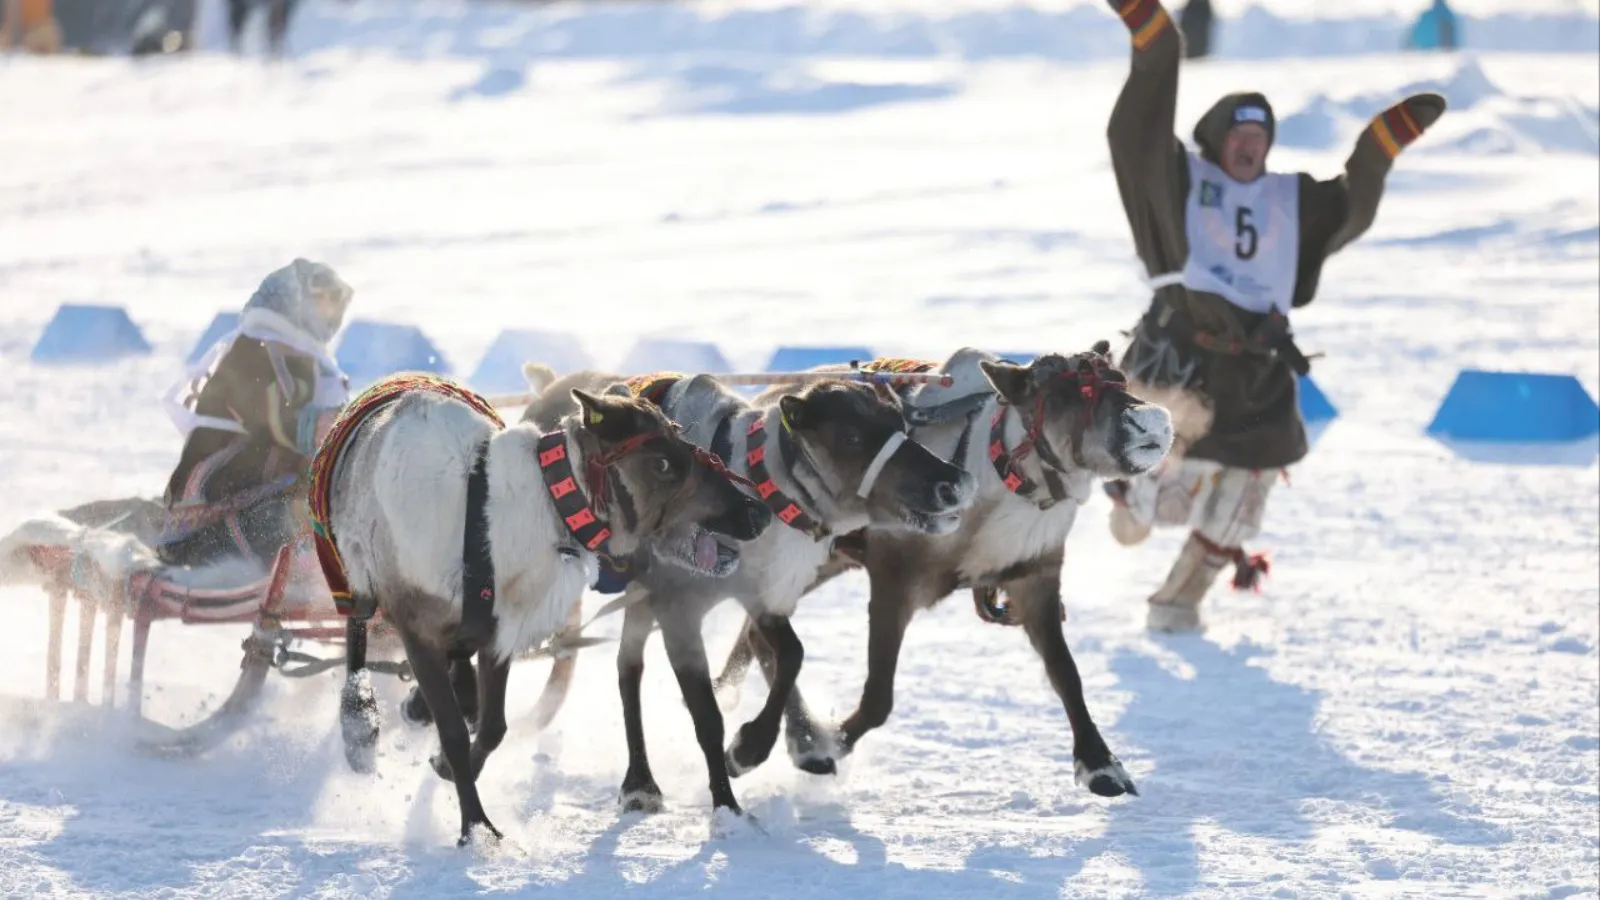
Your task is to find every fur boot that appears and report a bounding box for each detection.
[1145,532,1227,633]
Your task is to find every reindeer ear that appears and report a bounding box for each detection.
[979,360,1032,405]
[778,394,809,431]
[572,389,642,442]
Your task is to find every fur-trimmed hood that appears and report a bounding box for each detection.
[244,259,353,344]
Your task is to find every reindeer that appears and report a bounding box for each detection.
[714,345,1173,798]
[313,375,771,845]
[516,366,975,817]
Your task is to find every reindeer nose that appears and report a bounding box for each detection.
[933,480,962,510]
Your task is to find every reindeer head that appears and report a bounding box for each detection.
[776,380,975,535]
[569,389,771,577]
[978,341,1173,479]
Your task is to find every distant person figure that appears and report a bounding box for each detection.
[1098,0,1447,632]
[1407,0,1458,51]
[228,0,297,57]
[1177,0,1212,59]
[0,0,62,54]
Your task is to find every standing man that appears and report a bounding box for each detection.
[1100,0,1446,632]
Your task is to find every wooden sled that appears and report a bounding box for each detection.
[17,536,584,763]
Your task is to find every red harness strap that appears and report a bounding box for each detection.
[988,359,1126,506]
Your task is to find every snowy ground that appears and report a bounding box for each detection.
[1,0,1597,896]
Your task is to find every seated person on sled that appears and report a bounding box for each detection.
[1098,0,1445,633]
[60,259,355,573]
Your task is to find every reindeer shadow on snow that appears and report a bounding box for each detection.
[1042,637,1511,894]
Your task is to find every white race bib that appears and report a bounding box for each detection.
[1179,154,1301,315]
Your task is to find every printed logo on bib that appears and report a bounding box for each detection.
[1199,181,1224,208]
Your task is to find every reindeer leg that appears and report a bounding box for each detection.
[467,649,510,778]
[836,559,918,760]
[400,657,477,729]
[725,612,802,778]
[711,616,759,711]
[396,622,500,845]
[1007,552,1137,798]
[453,659,480,730]
[736,620,836,776]
[617,599,663,813]
[340,616,380,774]
[656,598,741,815]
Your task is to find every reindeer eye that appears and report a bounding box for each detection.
[649,455,676,481]
[841,427,864,448]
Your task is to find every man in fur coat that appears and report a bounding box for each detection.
[1099,0,1446,632]
[63,260,354,572]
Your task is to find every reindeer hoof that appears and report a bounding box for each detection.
[339,671,380,774]
[619,786,665,814]
[787,725,842,776]
[795,755,837,776]
[457,819,504,848]
[1075,756,1138,798]
[725,723,774,779]
[399,686,433,728]
[431,752,456,782]
[710,805,762,839]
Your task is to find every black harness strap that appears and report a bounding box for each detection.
[454,440,497,659]
[536,431,617,556]
[710,413,734,469]
[746,416,829,540]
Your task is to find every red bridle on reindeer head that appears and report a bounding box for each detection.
[1007,345,1128,471]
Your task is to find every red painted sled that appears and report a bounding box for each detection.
[12,535,583,760]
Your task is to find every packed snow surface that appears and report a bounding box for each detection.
[0,0,1596,896]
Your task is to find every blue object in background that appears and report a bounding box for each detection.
[1426,369,1599,465]
[469,329,593,394]
[1407,0,1459,50]
[186,311,241,364]
[765,345,875,372]
[618,338,731,375]
[1298,375,1339,446]
[30,304,153,364]
[1426,370,1598,443]
[335,319,450,386]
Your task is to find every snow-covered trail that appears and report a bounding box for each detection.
[0,2,1596,895]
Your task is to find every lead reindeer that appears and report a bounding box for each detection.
[310,373,771,846]
[716,344,1173,797]
[518,367,975,818]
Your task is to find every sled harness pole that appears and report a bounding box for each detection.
[483,368,955,409]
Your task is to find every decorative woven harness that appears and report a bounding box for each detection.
[309,375,508,655]
[988,357,1127,510]
[623,372,836,542]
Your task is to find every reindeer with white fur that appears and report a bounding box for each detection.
[313,375,771,845]
[512,365,976,818]
[715,344,1173,798]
